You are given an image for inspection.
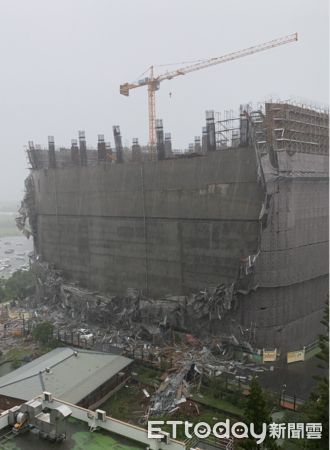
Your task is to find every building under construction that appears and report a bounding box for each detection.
[19,101,329,355]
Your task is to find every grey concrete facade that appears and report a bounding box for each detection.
[33,147,263,295]
[22,103,329,352]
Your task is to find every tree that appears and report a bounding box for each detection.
[32,321,54,346]
[303,300,329,449]
[242,377,278,449]
[0,269,35,302]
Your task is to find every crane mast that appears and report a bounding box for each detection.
[120,33,298,149]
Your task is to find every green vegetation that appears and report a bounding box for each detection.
[279,301,328,450]
[241,377,278,449]
[101,367,245,442]
[32,321,54,346]
[3,344,60,372]
[300,300,329,449]
[132,365,162,387]
[100,384,146,422]
[192,391,243,417]
[5,347,34,370]
[0,269,35,302]
[280,410,309,450]
[196,374,246,417]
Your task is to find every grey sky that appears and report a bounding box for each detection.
[0,0,328,203]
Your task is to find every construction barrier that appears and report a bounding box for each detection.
[287,348,305,364]
[262,349,277,362]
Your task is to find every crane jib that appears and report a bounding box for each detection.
[119,32,298,148]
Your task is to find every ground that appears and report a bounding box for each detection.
[99,365,242,441]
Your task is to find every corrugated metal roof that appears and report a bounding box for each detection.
[0,347,132,404]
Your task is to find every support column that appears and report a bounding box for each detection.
[48,136,56,168]
[202,126,208,154]
[206,110,216,152]
[194,136,201,153]
[97,134,106,162]
[164,132,173,158]
[79,131,87,166]
[113,126,123,163]
[70,139,79,165]
[132,138,142,162]
[105,142,113,163]
[156,119,165,161]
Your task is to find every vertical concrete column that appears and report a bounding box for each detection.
[48,136,56,168]
[194,136,202,153]
[132,138,142,162]
[97,134,106,162]
[240,110,249,147]
[79,131,87,166]
[202,127,208,154]
[105,142,113,163]
[70,139,79,165]
[113,126,123,163]
[156,119,165,161]
[164,132,173,158]
[206,110,216,152]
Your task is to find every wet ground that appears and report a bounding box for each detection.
[258,356,326,401]
[0,235,33,279]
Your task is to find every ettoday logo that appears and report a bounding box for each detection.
[147,420,322,444]
[148,420,267,444]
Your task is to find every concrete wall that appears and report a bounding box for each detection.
[256,179,328,287]
[33,147,263,295]
[29,143,329,352]
[234,275,328,350]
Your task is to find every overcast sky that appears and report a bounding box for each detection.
[0,0,328,203]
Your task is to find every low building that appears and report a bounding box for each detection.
[0,393,189,450]
[0,347,132,411]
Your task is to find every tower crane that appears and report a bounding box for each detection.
[120,33,298,149]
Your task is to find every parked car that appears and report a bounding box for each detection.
[78,328,94,343]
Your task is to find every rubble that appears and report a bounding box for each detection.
[31,260,247,342]
[3,259,272,417]
[16,176,36,240]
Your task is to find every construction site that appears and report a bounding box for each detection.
[17,93,329,354]
[0,16,327,450]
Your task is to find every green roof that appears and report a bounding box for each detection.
[0,417,144,450]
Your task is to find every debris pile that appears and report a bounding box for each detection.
[16,175,36,239]
[31,260,245,342]
[134,343,269,421]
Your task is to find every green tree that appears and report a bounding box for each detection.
[0,269,35,302]
[32,321,54,346]
[303,301,329,449]
[209,375,227,399]
[242,377,278,449]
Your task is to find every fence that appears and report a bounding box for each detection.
[185,434,234,450]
